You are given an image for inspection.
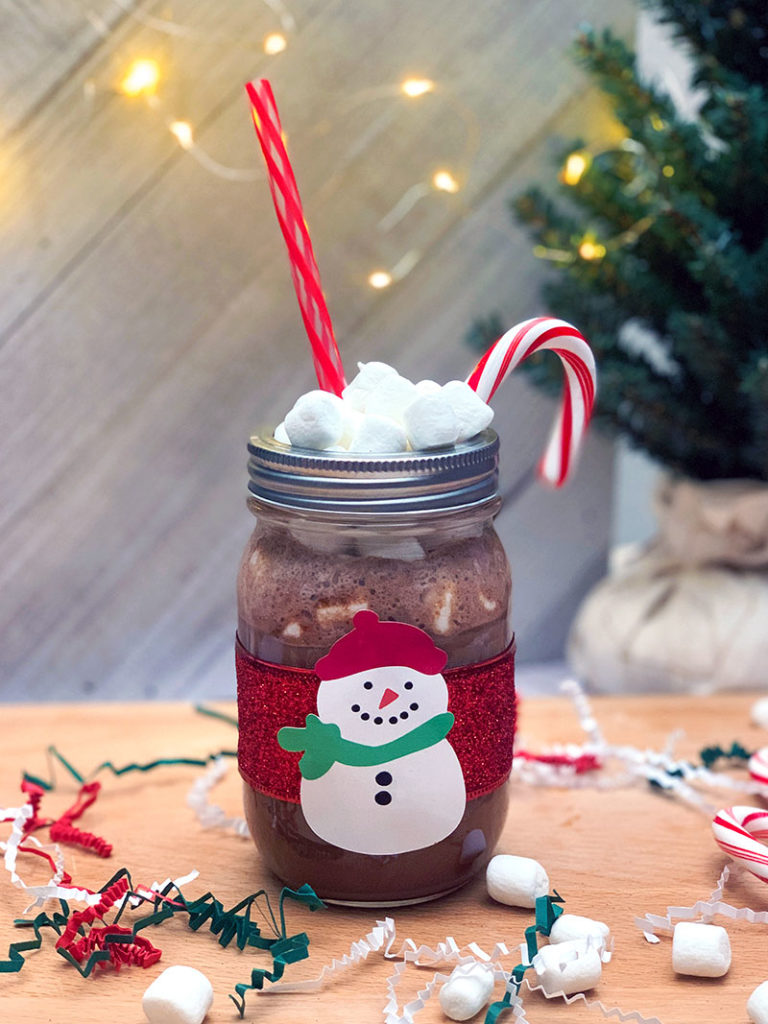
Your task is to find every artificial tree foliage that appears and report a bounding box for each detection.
[472,0,768,482]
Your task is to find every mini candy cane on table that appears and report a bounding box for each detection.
[245,78,346,396]
[712,806,768,884]
[466,317,597,486]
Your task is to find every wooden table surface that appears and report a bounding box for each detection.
[1,695,766,1024]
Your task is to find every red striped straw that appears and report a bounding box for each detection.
[466,317,597,487]
[245,79,346,395]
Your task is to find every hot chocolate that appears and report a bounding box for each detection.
[237,433,515,905]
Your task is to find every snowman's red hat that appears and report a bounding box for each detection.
[315,610,447,680]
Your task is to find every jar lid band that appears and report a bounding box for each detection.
[246,430,500,514]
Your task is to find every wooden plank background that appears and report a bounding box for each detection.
[0,0,634,701]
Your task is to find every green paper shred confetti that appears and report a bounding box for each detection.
[194,704,239,729]
[23,746,237,792]
[7,864,323,1010]
[483,892,565,1024]
[1,903,70,974]
[700,742,752,769]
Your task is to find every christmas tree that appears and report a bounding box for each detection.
[471,0,768,482]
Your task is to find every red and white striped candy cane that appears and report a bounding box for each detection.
[466,317,596,487]
[246,79,346,396]
[712,805,768,883]
[749,747,768,787]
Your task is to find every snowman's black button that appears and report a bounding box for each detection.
[375,771,392,786]
[375,791,392,806]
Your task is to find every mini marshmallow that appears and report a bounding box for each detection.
[364,373,419,421]
[441,380,494,441]
[415,378,442,395]
[549,914,610,949]
[403,392,460,450]
[274,421,290,444]
[748,979,768,1023]
[439,962,495,1021]
[672,921,731,978]
[486,854,549,909]
[339,407,364,448]
[142,965,213,1024]
[284,390,345,450]
[534,939,602,996]
[342,361,399,411]
[348,413,408,453]
[751,696,768,729]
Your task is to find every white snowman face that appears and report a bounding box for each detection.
[316,665,449,743]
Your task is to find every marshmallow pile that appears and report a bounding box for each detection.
[276,362,494,454]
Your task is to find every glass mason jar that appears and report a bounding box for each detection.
[236,430,515,905]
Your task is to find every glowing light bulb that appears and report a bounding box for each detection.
[121,59,160,97]
[368,271,393,289]
[662,164,675,177]
[578,239,606,261]
[169,121,194,149]
[263,33,287,55]
[562,151,589,186]
[401,78,434,98]
[432,170,459,193]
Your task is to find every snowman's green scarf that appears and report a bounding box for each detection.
[277,712,454,780]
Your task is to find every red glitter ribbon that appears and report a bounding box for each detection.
[237,637,516,802]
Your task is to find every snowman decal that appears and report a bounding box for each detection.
[277,610,466,855]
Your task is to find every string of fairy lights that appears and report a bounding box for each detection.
[113,42,467,292]
[100,7,658,289]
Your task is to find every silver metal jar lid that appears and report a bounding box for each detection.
[247,430,499,515]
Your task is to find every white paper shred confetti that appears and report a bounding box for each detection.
[1,802,103,909]
[186,758,250,838]
[514,680,768,814]
[521,977,665,1023]
[635,865,768,938]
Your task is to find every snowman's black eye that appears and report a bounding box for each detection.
[404,681,413,690]
[363,681,373,690]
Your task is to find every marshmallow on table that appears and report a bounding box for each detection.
[441,380,494,441]
[748,980,768,1023]
[486,854,549,909]
[342,361,399,411]
[751,696,768,729]
[672,921,731,978]
[403,392,460,450]
[533,939,602,996]
[549,914,610,949]
[439,961,495,1022]
[349,413,408,453]
[284,390,345,450]
[142,965,213,1024]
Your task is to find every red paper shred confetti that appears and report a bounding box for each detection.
[516,750,602,774]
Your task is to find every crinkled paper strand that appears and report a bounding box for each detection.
[1,803,103,910]
[635,864,768,941]
[267,916,516,1024]
[23,745,237,792]
[187,758,250,837]
[516,680,768,814]
[519,977,664,1024]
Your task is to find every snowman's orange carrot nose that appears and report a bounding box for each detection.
[378,688,399,709]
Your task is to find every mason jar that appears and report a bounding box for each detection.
[236,430,515,905]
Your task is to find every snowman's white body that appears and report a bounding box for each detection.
[302,664,466,855]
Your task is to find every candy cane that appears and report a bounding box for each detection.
[712,806,768,883]
[245,79,346,396]
[466,317,596,487]
[748,747,768,787]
